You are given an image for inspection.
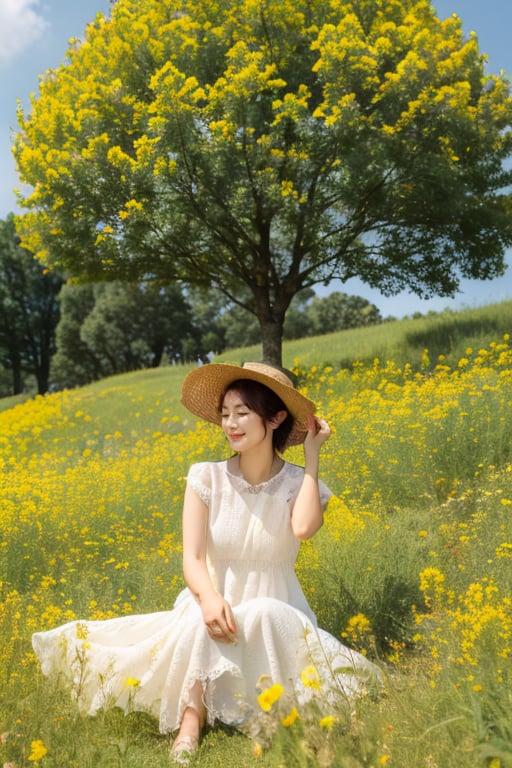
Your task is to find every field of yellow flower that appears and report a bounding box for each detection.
[1,335,511,767]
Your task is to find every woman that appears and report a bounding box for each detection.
[32,362,379,765]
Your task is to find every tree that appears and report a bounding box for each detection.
[51,281,197,388]
[307,292,381,335]
[185,287,228,358]
[50,283,103,388]
[188,286,314,350]
[14,0,512,365]
[218,304,262,350]
[283,288,316,340]
[0,215,63,395]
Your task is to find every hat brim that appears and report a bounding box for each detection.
[180,362,316,447]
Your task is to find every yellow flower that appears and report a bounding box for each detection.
[28,739,48,761]
[257,683,284,712]
[300,665,321,690]
[125,677,140,688]
[75,622,89,640]
[319,715,335,730]
[281,707,299,727]
[344,612,372,640]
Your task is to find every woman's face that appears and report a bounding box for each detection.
[220,389,270,453]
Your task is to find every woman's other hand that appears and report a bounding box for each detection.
[201,591,238,644]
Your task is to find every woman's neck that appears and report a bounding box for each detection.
[236,450,282,486]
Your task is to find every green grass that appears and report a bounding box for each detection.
[0,392,31,413]
[65,362,199,434]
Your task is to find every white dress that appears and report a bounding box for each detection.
[32,460,379,734]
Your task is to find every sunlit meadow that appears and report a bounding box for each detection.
[1,332,511,767]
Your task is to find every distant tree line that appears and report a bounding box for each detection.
[0,215,62,396]
[0,215,381,397]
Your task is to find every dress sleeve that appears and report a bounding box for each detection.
[186,462,212,506]
[286,462,333,511]
[319,477,333,511]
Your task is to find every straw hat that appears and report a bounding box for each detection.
[180,361,317,446]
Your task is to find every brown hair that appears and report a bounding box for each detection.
[220,379,294,453]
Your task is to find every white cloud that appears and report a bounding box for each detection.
[0,0,47,66]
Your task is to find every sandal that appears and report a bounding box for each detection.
[169,735,198,766]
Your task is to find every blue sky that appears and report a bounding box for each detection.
[1,0,510,317]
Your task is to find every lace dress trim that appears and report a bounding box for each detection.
[225,462,287,494]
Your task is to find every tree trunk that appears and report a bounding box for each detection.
[37,350,50,394]
[259,316,284,367]
[10,351,23,395]
[150,340,165,368]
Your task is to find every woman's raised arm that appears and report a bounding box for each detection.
[290,415,331,540]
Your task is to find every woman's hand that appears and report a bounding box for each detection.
[201,591,238,644]
[304,414,331,459]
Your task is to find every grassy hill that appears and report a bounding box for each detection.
[215,299,512,370]
[0,300,511,767]
[2,298,512,417]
